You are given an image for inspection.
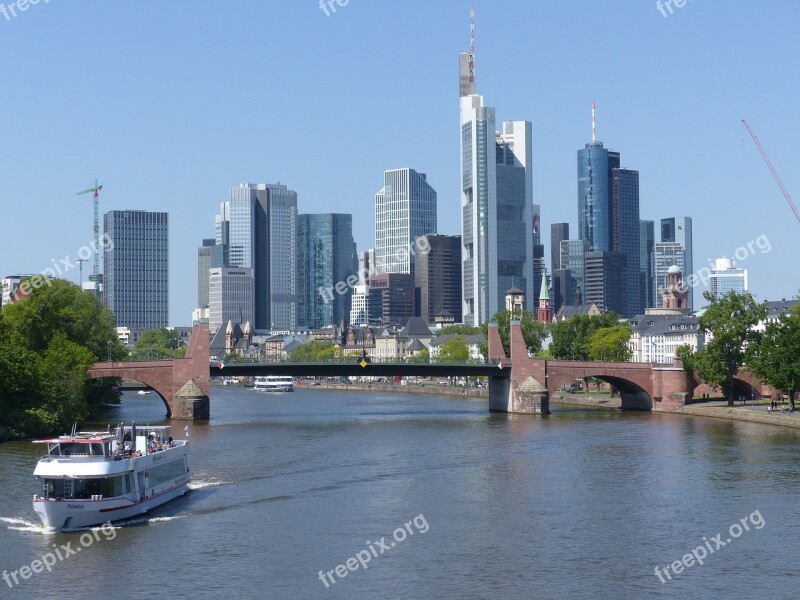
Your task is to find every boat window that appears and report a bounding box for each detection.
[49,443,61,456]
[91,443,105,456]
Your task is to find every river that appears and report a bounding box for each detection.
[1,386,799,599]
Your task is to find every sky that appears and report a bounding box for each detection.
[1,0,798,325]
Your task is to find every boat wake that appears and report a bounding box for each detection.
[189,479,231,490]
[0,516,54,534]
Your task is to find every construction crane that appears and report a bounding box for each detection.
[76,258,88,288]
[77,179,103,296]
[741,119,800,224]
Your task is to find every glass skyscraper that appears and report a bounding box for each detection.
[577,142,620,252]
[103,210,168,330]
[639,220,655,310]
[560,239,588,303]
[611,168,641,316]
[297,213,355,329]
[460,90,534,325]
[374,168,437,275]
[709,258,748,299]
[216,183,298,331]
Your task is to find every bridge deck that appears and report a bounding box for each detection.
[210,363,510,379]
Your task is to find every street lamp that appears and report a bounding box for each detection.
[107,340,112,362]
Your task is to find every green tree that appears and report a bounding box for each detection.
[134,328,184,359]
[586,324,633,362]
[406,348,430,364]
[438,324,481,336]
[549,313,621,360]
[435,337,470,363]
[481,309,547,359]
[692,291,766,407]
[748,304,800,410]
[0,278,124,438]
[288,340,336,362]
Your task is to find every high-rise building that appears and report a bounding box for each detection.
[611,168,641,316]
[460,64,534,324]
[560,239,588,304]
[654,242,686,308]
[584,251,626,315]
[640,220,655,309]
[103,210,168,331]
[552,268,574,311]
[370,273,415,326]
[208,267,253,334]
[661,217,693,309]
[578,141,620,253]
[551,223,569,272]
[197,239,215,309]
[709,258,748,299]
[216,183,298,331]
[349,284,371,327]
[297,213,355,329]
[374,168,437,275]
[532,204,546,309]
[358,249,375,284]
[414,234,462,324]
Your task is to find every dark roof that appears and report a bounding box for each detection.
[629,314,700,336]
[763,299,798,317]
[505,286,525,295]
[400,317,433,338]
[555,303,600,320]
[430,333,486,347]
[406,339,427,352]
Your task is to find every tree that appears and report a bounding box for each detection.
[481,309,547,359]
[549,313,621,360]
[586,324,633,362]
[0,278,124,438]
[439,324,481,336]
[749,304,800,410]
[134,328,184,359]
[288,340,336,362]
[436,337,470,363]
[692,291,766,407]
[406,348,430,364]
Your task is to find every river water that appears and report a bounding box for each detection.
[1,387,799,599]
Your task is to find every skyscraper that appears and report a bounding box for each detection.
[584,251,625,315]
[103,210,168,331]
[661,217,693,310]
[709,258,748,299]
[460,38,534,325]
[655,242,686,308]
[197,239,215,309]
[578,141,620,252]
[414,234,462,324]
[640,220,655,310]
[551,223,569,272]
[208,267,253,334]
[560,239,588,304]
[611,168,641,316]
[297,213,355,329]
[216,183,298,331]
[374,168,437,275]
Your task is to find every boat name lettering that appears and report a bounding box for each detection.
[67,504,85,509]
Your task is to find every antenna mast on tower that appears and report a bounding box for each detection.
[469,5,475,86]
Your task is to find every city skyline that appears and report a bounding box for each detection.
[1,1,798,324]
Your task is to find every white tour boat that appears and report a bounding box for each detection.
[32,423,190,530]
[253,376,294,392]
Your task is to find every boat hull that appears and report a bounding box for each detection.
[32,479,190,530]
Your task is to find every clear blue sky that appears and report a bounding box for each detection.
[1,0,798,324]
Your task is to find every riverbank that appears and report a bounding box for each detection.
[299,381,489,399]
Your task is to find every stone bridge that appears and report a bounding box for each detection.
[87,324,211,419]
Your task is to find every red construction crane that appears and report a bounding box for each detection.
[741,119,800,224]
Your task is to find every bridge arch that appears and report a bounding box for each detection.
[95,375,172,416]
[546,368,654,411]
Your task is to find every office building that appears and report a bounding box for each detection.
[103,210,168,330]
[655,242,686,308]
[552,268,574,312]
[661,217,693,309]
[578,141,620,253]
[358,249,375,284]
[208,267,253,334]
[640,220,655,309]
[460,66,534,324]
[374,168,437,275]
[709,258,748,299]
[414,234,462,324]
[197,239,215,309]
[611,168,641,316]
[584,251,626,315]
[532,204,546,308]
[551,223,569,272]
[216,183,298,331]
[370,273,415,326]
[560,239,588,305]
[297,213,355,329]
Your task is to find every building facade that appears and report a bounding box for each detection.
[374,168,437,275]
[577,141,620,253]
[584,251,625,315]
[460,66,534,325]
[708,258,748,299]
[297,213,355,329]
[628,314,703,364]
[640,220,655,310]
[370,273,416,326]
[216,183,298,331]
[103,210,168,331]
[415,234,462,325]
[208,267,254,334]
[611,168,641,316]
[661,217,693,309]
[550,222,569,272]
[655,242,686,309]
